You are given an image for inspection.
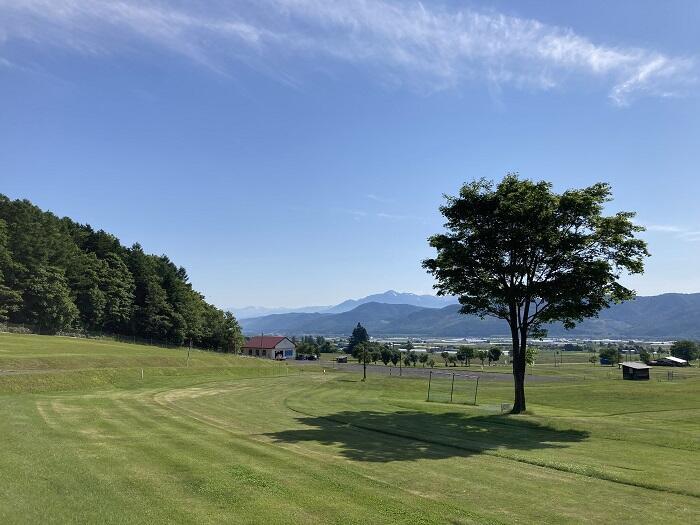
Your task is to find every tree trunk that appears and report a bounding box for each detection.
[510,326,527,414]
[363,358,367,381]
[511,356,526,413]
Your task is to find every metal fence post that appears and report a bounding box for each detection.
[473,377,479,406]
[427,371,432,401]
[450,373,455,403]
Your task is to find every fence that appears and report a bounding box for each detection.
[660,369,694,381]
[426,370,480,405]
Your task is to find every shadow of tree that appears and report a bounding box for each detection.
[265,410,588,462]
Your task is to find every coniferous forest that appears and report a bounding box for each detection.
[0,194,242,350]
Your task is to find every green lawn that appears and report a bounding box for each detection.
[1,333,698,523]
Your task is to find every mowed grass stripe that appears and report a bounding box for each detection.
[35,385,490,524]
[148,379,494,524]
[2,397,190,524]
[2,334,700,523]
[277,375,700,498]
[291,376,699,497]
[158,375,699,523]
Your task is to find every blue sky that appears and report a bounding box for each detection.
[1,0,699,308]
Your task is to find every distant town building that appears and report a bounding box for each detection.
[243,336,295,360]
[653,356,689,367]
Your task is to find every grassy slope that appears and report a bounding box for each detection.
[1,333,698,524]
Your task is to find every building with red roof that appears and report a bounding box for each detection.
[242,335,296,360]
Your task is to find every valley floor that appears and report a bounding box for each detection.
[1,333,699,524]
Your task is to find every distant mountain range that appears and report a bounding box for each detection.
[229,290,457,319]
[228,305,329,319]
[240,293,700,340]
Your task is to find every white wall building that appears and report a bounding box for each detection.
[242,336,296,360]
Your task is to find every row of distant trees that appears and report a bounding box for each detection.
[598,340,699,364]
[292,335,338,356]
[0,195,243,351]
[344,323,540,380]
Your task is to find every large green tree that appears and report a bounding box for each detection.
[101,254,135,331]
[23,266,79,333]
[423,175,647,413]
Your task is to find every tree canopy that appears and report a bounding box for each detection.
[348,323,369,353]
[0,195,243,351]
[423,175,648,412]
[488,347,502,364]
[353,341,383,381]
[599,346,620,364]
[670,340,699,362]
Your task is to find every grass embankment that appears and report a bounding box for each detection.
[1,333,698,524]
[0,334,291,393]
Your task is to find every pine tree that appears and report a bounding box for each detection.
[348,322,369,353]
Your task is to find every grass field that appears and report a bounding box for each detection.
[1,333,699,524]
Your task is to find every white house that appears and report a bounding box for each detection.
[243,336,295,360]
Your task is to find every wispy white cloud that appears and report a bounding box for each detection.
[367,193,394,203]
[679,231,700,242]
[644,224,686,233]
[0,0,694,104]
[335,207,423,223]
[641,223,700,242]
[335,208,368,220]
[376,212,412,221]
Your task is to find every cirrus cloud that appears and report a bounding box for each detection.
[0,0,694,105]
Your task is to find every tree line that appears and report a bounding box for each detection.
[598,340,699,365]
[345,323,530,381]
[292,335,338,356]
[0,195,242,350]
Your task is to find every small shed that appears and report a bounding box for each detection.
[622,361,651,380]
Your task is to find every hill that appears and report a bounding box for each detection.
[0,194,242,350]
[241,293,700,339]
